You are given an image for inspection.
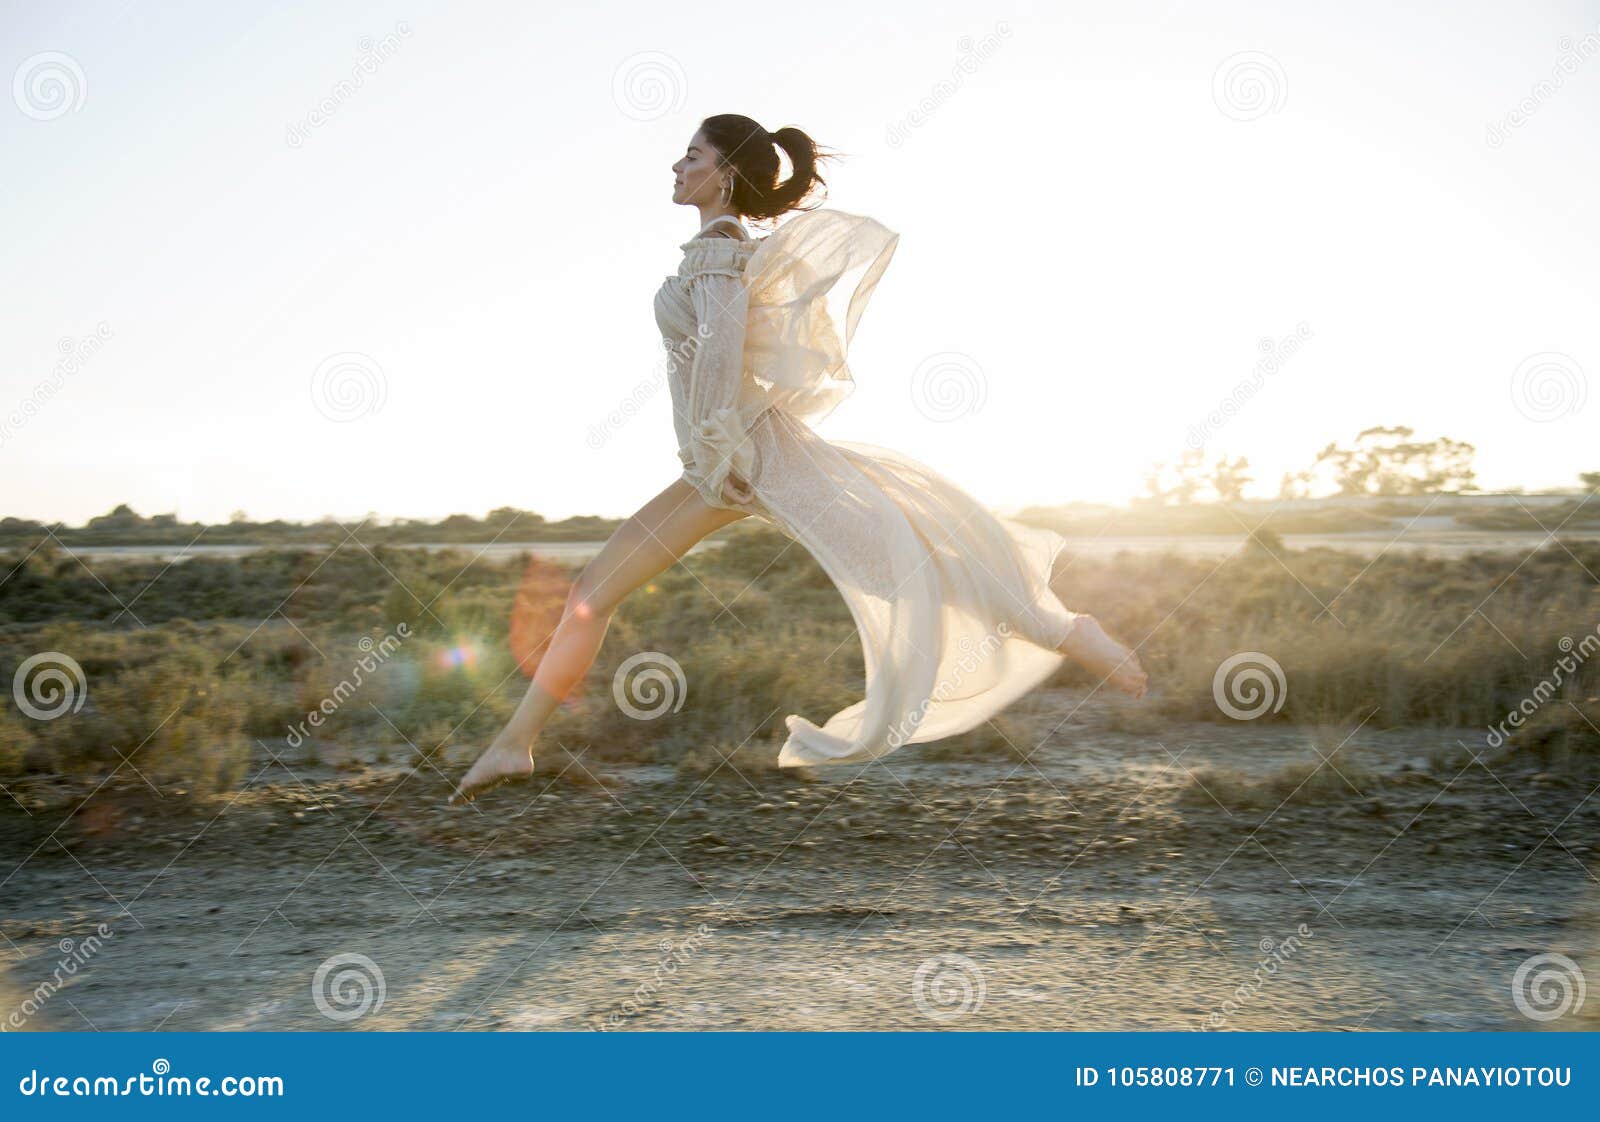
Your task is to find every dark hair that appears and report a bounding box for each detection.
[699,114,832,221]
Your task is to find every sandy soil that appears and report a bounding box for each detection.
[2,689,1596,1031]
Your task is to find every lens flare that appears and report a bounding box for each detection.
[435,642,481,670]
[508,556,573,679]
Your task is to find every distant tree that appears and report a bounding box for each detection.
[87,503,144,529]
[1408,435,1476,494]
[1581,471,1600,491]
[1138,467,1166,507]
[1142,450,1249,504]
[487,506,546,531]
[1138,448,1207,505]
[228,509,250,524]
[1312,426,1476,496]
[1311,439,1367,496]
[1211,456,1252,503]
[1277,470,1313,501]
[1172,448,1207,503]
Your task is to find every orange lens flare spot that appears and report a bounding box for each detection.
[508,556,574,680]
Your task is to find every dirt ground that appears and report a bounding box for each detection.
[2,688,1597,1031]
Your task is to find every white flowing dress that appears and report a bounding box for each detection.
[652,209,1082,767]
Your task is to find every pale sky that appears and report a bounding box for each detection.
[3,0,1596,525]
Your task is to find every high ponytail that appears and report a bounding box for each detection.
[764,126,825,217]
[699,114,833,221]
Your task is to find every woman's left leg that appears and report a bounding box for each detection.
[449,477,751,802]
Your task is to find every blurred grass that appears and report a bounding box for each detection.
[1,527,1596,799]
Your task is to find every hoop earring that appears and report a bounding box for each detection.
[719,173,734,207]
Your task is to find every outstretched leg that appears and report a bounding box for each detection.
[1058,616,1148,698]
[449,478,751,803]
[1048,551,1149,699]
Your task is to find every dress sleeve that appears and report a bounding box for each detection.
[682,247,758,511]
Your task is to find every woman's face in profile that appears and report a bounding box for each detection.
[671,130,724,207]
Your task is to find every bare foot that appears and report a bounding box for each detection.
[448,738,534,805]
[1060,614,1148,698]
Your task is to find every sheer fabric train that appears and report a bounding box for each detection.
[652,209,1081,767]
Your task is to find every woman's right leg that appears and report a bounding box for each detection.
[1047,551,1148,698]
[449,477,751,802]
